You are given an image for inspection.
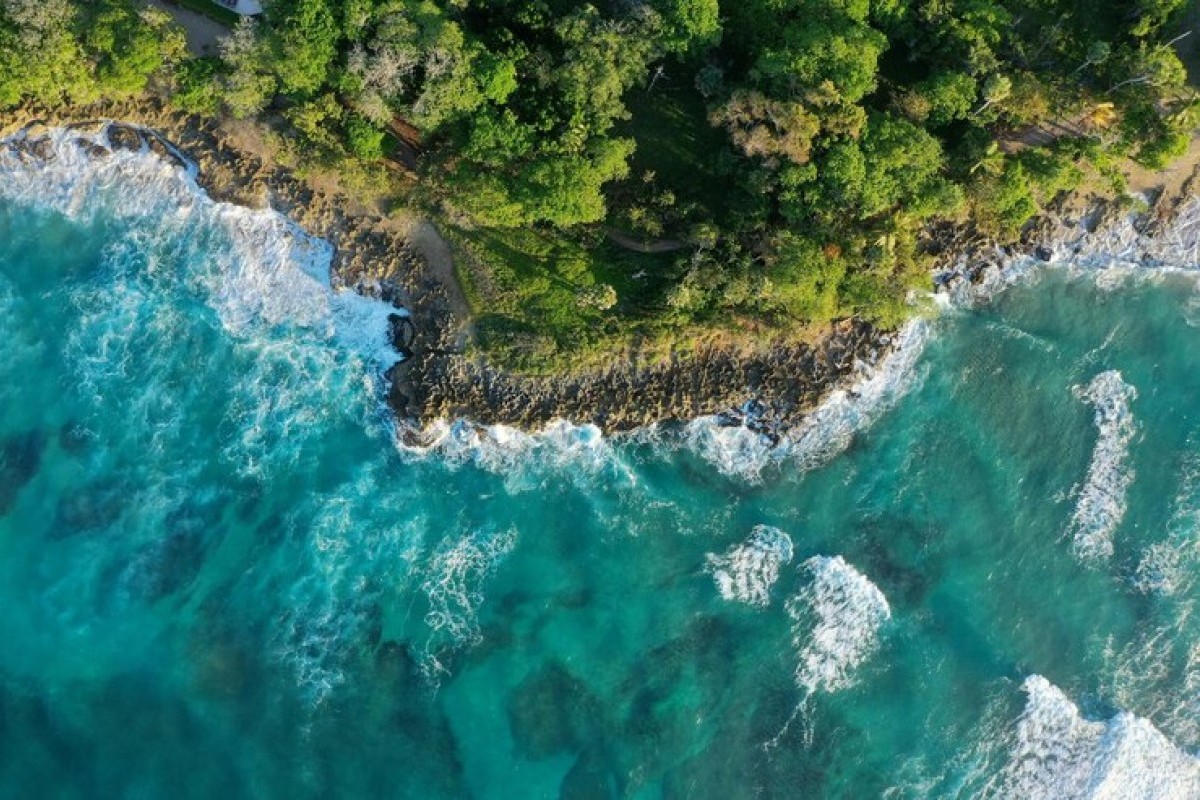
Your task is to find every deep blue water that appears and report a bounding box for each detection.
[0,130,1198,798]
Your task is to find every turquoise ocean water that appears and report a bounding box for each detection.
[1,130,1199,798]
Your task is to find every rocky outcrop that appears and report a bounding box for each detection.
[9,98,1195,438]
[399,321,885,433]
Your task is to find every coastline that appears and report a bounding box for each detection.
[4,98,1199,439]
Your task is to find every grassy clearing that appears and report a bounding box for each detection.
[618,85,732,223]
[444,224,688,373]
[443,86,780,374]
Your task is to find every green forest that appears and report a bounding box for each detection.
[1,0,1197,370]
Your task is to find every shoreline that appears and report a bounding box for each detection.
[3,98,1199,440]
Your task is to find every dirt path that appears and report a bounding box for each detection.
[1125,134,1200,198]
[146,0,229,57]
[604,226,687,254]
[403,220,473,346]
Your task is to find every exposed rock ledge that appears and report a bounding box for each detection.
[4,98,1197,439]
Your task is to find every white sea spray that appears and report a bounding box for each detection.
[0,127,428,705]
[397,418,638,493]
[764,555,892,749]
[787,555,891,695]
[275,465,426,707]
[1105,437,1200,745]
[683,319,932,482]
[1068,371,1138,562]
[705,525,794,607]
[1097,609,1200,751]
[1135,441,1200,597]
[0,126,404,368]
[985,675,1200,800]
[1053,198,1200,273]
[0,126,406,481]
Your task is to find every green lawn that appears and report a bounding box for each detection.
[446,225,682,373]
[618,84,735,224]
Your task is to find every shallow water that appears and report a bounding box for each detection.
[1,132,1199,798]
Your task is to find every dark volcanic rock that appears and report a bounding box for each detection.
[105,122,144,152]
[400,319,884,434]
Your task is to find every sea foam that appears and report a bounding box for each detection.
[275,464,426,707]
[682,319,932,483]
[397,418,637,493]
[786,555,891,695]
[418,526,518,682]
[1135,438,1200,597]
[1068,371,1138,562]
[946,195,1200,296]
[987,675,1200,800]
[705,525,794,607]
[0,126,404,368]
[1053,198,1200,273]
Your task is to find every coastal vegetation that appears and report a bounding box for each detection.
[1,0,1196,370]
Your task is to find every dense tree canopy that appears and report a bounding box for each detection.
[0,0,1195,362]
[0,0,185,106]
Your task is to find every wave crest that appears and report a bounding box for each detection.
[705,525,794,607]
[684,320,931,482]
[989,675,1200,800]
[397,418,637,493]
[1068,371,1138,562]
[786,555,891,695]
[0,126,403,368]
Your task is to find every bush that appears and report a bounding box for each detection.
[344,114,385,161]
[174,58,221,115]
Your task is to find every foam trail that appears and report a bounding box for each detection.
[986,675,1200,800]
[684,319,932,482]
[419,527,518,683]
[1068,371,1138,562]
[787,555,891,695]
[705,525,794,607]
[274,466,426,707]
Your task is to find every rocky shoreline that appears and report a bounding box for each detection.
[3,98,1198,440]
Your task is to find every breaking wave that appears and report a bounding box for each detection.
[397,418,638,493]
[1068,371,1138,562]
[705,525,794,607]
[0,125,404,368]
[0,125,419,703]
[1052,197,1200,273]
[986,675,1200,800]
[936,197,1200,311]
[786,555,891,695]
[683,320,932,482]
